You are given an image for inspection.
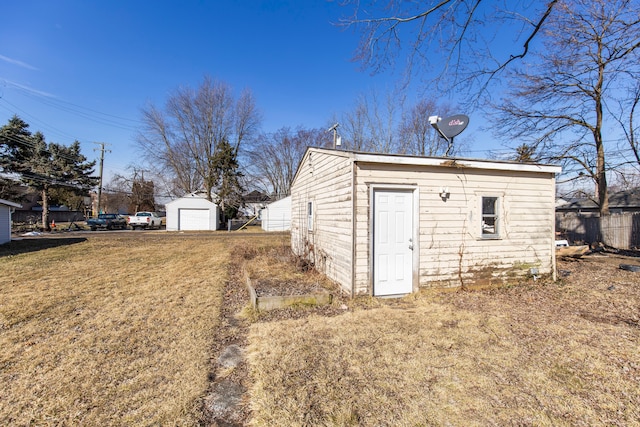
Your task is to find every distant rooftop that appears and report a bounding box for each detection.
[556,188,640,211]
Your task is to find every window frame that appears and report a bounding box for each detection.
[480,195,501,239]
[307,201,314,231]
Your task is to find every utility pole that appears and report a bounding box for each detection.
[93,142,111,216]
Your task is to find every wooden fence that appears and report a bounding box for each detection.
[12,210,86,225]
[556,212,640,250]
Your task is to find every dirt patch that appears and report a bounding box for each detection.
[252,278,326,297]
[200,243,350,426]
[200,258,252,427]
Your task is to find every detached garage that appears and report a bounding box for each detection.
[166,193,219,231]
[0,199,22,245]
[291,147,561,297]
[261,196,291,231]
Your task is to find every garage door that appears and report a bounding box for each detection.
[178,209,210,230]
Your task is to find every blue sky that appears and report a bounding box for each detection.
[0,0,491,181]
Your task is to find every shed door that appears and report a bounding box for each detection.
[179,208,210,230]
[373,190,414,296]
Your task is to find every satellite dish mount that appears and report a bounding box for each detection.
[328,123,340,149]
[429,114,470,156]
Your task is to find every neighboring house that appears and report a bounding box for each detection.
[242,190,271,218]
[261,196,291,231]
[12,188,89,223]
[13,207,87,224]
[556,188,640,215]
[165,193,219,231]
[0,199,22,245]
[556,188,640,249]
[290,148,561,297]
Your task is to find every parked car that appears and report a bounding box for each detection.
[127,211,163,230]
[86,213,128,231]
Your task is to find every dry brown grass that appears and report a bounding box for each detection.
[4,233,639,426]
[246,253,640,426]
[242,235,337,298]
[0,233,232,426]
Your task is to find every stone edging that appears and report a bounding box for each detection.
[243,268,333,311]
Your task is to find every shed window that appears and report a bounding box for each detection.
[307,201,313,231]
[481,196,499,237]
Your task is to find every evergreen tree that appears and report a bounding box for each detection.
[0,177,23,201]
[0,115,98,230]
[513,143,537,163]
[212,139,243,222]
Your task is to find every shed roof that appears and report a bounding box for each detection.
[265,195,291,207]
[0,199,22,208]
[294,147,562,184]
[165,193,217,206]
[244,190,270,203]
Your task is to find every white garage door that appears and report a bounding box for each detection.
[179,208,210,230]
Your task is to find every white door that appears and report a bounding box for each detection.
[179,209,210,230]
[373,190,414,296]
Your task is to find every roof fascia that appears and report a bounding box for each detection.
[353,153,562,174]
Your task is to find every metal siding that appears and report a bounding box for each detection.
[0,205,10,245]
[261,196,291,231]
[166,196,218,231]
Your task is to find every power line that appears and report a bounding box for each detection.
[0,98,82,143]
[0,132,93,164]
[0,80,141,130]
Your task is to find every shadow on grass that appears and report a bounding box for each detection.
[0,237,87,257]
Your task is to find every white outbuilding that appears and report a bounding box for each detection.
[0,199,22,245]
[261,196,291,231]
[165,193,219,231]
[291,147,561,297]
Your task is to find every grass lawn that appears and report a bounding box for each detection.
[246,253,640,426]
[2,232,639,426]
[0,232,234,426]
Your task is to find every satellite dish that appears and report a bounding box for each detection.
[438,114,469,139]
[429,114,470,157]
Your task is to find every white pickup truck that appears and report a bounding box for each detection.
[127,212,163,230]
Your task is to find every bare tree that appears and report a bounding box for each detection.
[137,76,261,201]
[398,99,460,156]
[138,104,202,195]
[340,89,403,153]
[339,94,370,151]
[493,0,640,216]
[340,0,560,102]
[609,170,640,192]
[612,82,640,172]
[102,175,132,214]
[248,127,328,197]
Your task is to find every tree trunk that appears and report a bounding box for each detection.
[595,58,609,217]
[41,186,50,231]
[596,139,609,216]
